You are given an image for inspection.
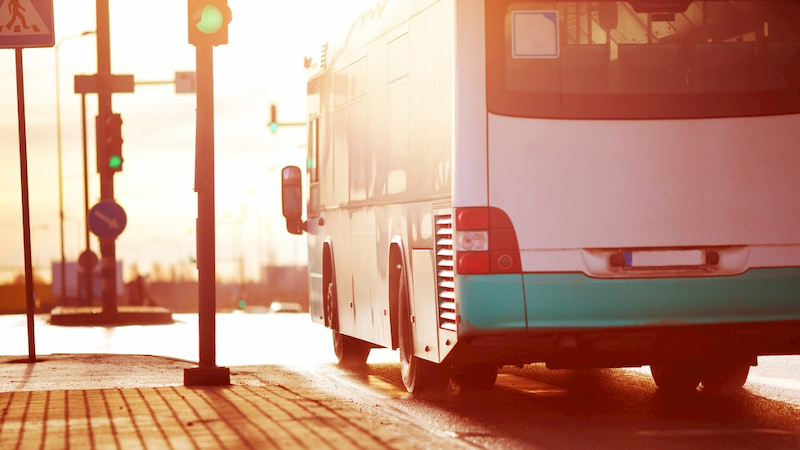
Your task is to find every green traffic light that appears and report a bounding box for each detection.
[108,155,123,170]
[269,122,279,133]
[197,5,224,34]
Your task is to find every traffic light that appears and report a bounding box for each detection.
[188,0,232,47]
[96,113,123,173]
[268,104,278,133]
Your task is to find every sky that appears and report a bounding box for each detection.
[0,0,377,284]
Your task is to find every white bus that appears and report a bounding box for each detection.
[282,0,800,394]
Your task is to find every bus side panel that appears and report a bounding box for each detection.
[307,0,456,353]
[412,249,442,362]
[350,208,388,342]
[327,210,356,334]
[306,220,324,325]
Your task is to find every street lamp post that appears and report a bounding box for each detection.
[54,30,95,305]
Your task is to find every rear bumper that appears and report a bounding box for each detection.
[451,267,800,366]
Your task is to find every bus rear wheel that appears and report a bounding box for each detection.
[700,357,751,393]
[650,362,701,392]
[332,330,371,368]
[327,275,370,368]
[397,265,448,394]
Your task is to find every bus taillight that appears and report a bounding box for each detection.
[455,207,521,274]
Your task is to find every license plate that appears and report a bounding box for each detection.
[625,249,705,267]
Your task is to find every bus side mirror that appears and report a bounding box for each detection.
[281,166,306,235]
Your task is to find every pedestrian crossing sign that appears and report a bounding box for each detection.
[0,0,54,48]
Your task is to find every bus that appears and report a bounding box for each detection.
[281,0,800,394]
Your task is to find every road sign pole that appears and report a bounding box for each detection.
[14,48,37,362]
[3,0,57,363]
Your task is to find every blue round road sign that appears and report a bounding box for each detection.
[88,201,127,239]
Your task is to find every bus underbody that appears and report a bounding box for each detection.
[446,321,800,370]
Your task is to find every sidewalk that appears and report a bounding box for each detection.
[0,354,447,449]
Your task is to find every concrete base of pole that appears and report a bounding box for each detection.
[49,306,173,326]
[184,366,231,387]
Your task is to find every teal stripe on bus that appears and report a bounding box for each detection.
[457,274,526,334]
[456,268,800,335]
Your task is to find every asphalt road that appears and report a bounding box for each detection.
[287,361,800,449]
[2,312,800,449]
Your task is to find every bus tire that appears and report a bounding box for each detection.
[397,264,448,394]
[326,268,370,368]
[700,357,751,393]
[332,330,371,368]
[650,362,701,392]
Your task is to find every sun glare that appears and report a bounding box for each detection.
[0,0,378,284]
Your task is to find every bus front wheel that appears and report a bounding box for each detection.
[397,265,448,394]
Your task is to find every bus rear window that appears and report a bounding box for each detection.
[486,1,800,119]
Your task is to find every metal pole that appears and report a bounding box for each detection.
[96,0,118,316]
[15,48,36,362]
[197,43,216,368]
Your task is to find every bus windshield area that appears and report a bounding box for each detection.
[486,1,800,119]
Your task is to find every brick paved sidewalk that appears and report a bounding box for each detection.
[0,355,453,449]
[1,383,413,449]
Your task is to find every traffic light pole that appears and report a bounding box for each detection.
[95,0,118,316]
[184,42,230,386]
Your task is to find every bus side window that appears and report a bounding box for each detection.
[309,117,320,183]
[308,117,321,218]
